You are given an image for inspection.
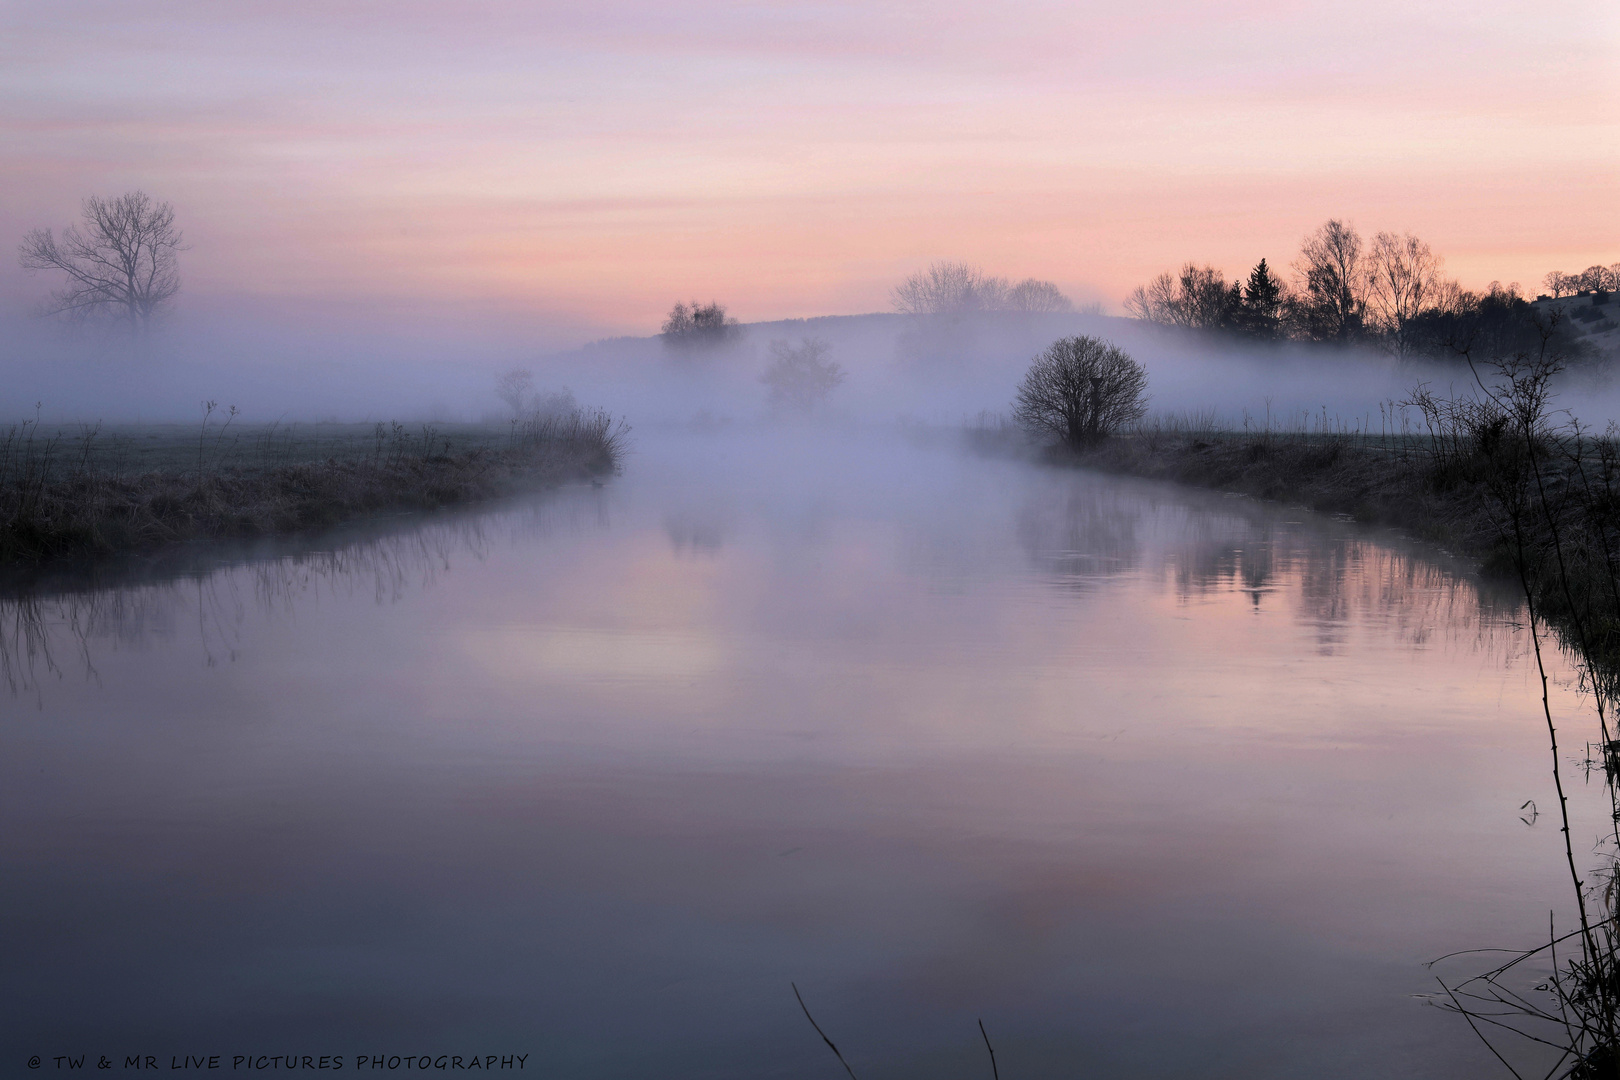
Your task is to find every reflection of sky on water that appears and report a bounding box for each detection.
[0,430,1588,1079]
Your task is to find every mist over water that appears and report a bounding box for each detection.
[0,425,1595,1077]
[5,306,1616,431]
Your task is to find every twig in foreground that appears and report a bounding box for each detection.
[979,1018,1000,1080]
[791,982,859,1080]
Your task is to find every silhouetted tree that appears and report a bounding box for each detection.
[1179,264,1235,329]
[1013,336,1148,448]
[1543,271,1575,298]
[1237,258,1285,338]
[761,338,844,414]
[18,191,183,328]
[1365,231,1445,356]
[1289,219,1366,341]
[1123,263,1236,330]
[1123,271,1180,324]
[1578,265,1610,294]
[662,301,741,349]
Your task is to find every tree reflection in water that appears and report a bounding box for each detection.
[1014,479,1520,661]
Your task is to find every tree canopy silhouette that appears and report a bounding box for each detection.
[1013,336,1148,448]
[1290,219,1366,341]
[662,301,741,348]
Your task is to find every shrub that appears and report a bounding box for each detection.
[662,301,741,349]
[1013,336,1148,448]
[761,338,844,414]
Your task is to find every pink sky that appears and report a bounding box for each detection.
[2,0,1616,339]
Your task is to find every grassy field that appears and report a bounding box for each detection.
[33,418,521,476]
[0,410,625,567]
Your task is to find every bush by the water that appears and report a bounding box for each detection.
[1013,335,1148,448]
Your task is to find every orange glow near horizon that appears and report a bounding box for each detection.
[2,1,1616,339]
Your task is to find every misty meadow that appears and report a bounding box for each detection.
[3,3,1619,1079]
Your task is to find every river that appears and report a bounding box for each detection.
[1,428,1594,1077]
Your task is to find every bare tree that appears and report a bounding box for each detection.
[892,263,1074,316]
[1004,278,1073,312]
[1013,336,1148,448]
[1428,277,1471,316]
[1543,270,1575,299]
[1123,264,1233,329]
[761,338,845,414]
[18,191,183,328]
[494,368,576,424]
[892,262,1007,315]
[1178,264,1234,329]
[1290,219,1366,341]
[1578,265,1609,294]
[494,369,535,417]
[1124,272,1181,324]
[1365,231,1444,356]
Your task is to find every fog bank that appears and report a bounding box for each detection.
[3,307,1615,433]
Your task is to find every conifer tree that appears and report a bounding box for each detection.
[1241,258,1284,339]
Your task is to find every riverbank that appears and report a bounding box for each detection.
[1076,431,1486,550]
[970,421,1484,547]
[0,411,625,566]
[972,419,1620,675]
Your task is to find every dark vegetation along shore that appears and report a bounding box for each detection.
[0,405,626,570]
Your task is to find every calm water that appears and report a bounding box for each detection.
[1,429,1598,1078]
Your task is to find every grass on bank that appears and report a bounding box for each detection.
[0,407,627,566]
[970,405,1487,553]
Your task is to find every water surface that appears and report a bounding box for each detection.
[1,429,1592,1077]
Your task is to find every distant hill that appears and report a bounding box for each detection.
[1531,291,1620,359]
